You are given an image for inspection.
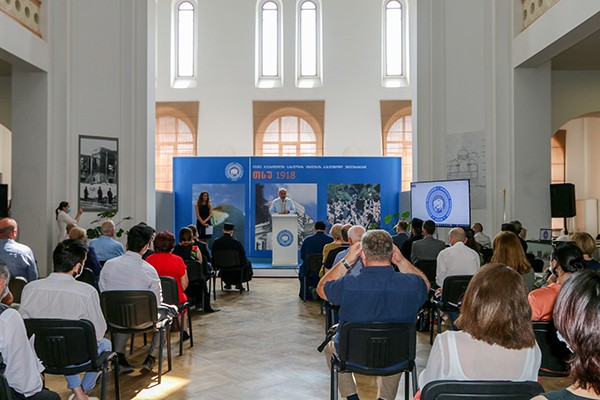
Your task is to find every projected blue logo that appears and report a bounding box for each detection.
[276,229,294,247]
[426,186,452,222]
[225,162,244,181]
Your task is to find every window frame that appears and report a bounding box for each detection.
[173,0,198,88]
[256,0,283,88]
[382,0,409,88]
[296,0,322,88]
[382,108,413,192]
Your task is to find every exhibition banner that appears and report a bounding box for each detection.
[173,156,401,260]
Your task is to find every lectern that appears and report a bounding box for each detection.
[271,214,298,266]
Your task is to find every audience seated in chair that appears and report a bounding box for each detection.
[320,224,344,275]
[411,220,446,264]
[19,240,110,400]
[317,230,429,400]
[211,223,252,291]
[532,269,600,400]
[491,231,535,292]
[528,243,584,321]
[333,225,366,276]
[0,263,61,400]
[146,230,191,340]
[418,263,541,398]
[299,221,334,300]
[0,218,38,282]
[68,227,102,289]
[89,220,125,264]
[99,223,168,375]
[435,227,480,299]
[571,232,600,272]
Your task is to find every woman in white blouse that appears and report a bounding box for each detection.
[419,263,541,390]
[55,201,83,242]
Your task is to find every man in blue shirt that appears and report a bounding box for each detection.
[318,230,429,400]
[89,220,125,263]
[0,218,38,282]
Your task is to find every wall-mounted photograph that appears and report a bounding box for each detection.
[79,136,118,211]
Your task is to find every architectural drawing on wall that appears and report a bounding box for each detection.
[446,131,486,209]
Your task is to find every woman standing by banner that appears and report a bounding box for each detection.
[195,191,213,242]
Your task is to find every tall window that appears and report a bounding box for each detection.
[297,0,321,87]
[176,1,195,78]
[384,114,412,191]
[383,0,407,87]
[257,0,282,87]
[155,116,196,191]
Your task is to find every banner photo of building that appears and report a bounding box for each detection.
[173,156,401,261]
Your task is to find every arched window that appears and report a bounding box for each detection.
[155,115,197,191]
[261,116,317,156]
[297,0,321,87]
[257,0,282,87]
[176,1,195,78]
[383,0,407,87]
[383,113,412,191]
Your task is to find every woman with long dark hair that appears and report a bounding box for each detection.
[55,201,83,242]
[195,192,212,242]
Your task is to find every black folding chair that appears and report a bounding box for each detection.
[100,290,172,384]
[160,276,193,356]
[212,249,249,294]
[24,318,120,400]
[430,275,473,344]
[302,253,323,302]
[76,267,96,288]
[532,321,571,376]
[414,259,437,287]
[331,322,418,400]
[7,276,27,304]
[420,380,545,400]
[183,259,206,309]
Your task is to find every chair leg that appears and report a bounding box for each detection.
[157,328,164,385]
[437,311,442,335]
[112,357,121,400]
[411,365,418,397]
[130,333,134,354]
[330,358,338,400]
[101,361,108,400]
[212,274,216,300]
[404,370,409,400]
[303,276,307,303]
[179,312,184,356]
[187,306,193,348]
[167,322,172,372]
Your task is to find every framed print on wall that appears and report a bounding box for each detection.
[78,135,118,212]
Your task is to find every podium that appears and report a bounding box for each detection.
[271,214,298,266]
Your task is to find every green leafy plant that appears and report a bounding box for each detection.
[86,210,133,239]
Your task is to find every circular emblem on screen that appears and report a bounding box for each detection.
[225,162,244,181]
[541,230,550,241]
[277,230,294,247]
[426,186,453,222]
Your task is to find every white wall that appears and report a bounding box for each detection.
[552,71,600,132]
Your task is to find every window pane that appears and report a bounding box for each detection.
[385,1,403,76]
[300,2,317,77]
[300,143,316,155]
[263,131,279,142]
[261,2,279,77]
[177,2,194,77]
[282,145,297,156]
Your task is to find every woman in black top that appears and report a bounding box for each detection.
[195,192,212,242]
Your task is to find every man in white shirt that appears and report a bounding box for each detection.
[0,263,61,400]
[436,227,481,289]
[99,223,164,374]
[472,222,491,249]
[19,241,109,400]
[89,220,125,263]
[269,188,296,215]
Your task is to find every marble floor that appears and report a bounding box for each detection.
[45,278,571,399]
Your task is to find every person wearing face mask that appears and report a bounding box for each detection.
[55,201,84,242]
[19,240,109,400]
[528,243,585,321]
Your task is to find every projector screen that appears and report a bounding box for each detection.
[410,179,471,228]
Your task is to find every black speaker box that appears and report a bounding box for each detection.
[0,184,7,218]
[550,183,576,218]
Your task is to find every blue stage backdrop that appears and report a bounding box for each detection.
[173,156,401,259]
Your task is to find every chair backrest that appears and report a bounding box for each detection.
[337,322,416,375]
[0,373,13,400]
[24,318,98,371]
[532,321,570,376]
[213,249,242,270]
[8,276,27,303]
[414,259,437,284]
[159,276,179,306]
[441,275,473,308]
[530,258,544,273]
[184,259,203,282]
[324,246,348,270]
[76,267,96,287]
[420,380,545,400]
[100,290,158,328]
[305,253,323,275]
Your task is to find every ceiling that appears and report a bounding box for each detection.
[552,29,600,70]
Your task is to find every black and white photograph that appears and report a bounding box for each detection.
[78,135,118,211]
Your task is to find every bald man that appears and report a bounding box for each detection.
[435,227,480,288]
[89,220,125,263]
[0,218,38,281]
[333,225,366,276]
